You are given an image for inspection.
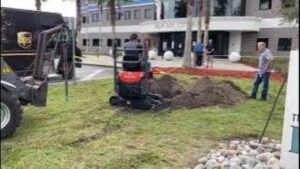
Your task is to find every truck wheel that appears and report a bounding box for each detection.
[1,90,22,139]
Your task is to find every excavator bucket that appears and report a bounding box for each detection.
[30,81,48,107]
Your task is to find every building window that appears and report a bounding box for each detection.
[278,38,292,51]
[174,0,187,18]
[106,12,121,20]
[134,10,141,19]
[124,11,131,20]
[232,0,246,16]
[116,12,122,20]
[82,16,87,23]
[107,39,112,47]
[115,39,121,47]
[211,0,246,16]
[93,39,100,46]
[256,38,269,50]
[83,39,87,46]
[259,0,272,10]
[144,9,152,19]
[91,13,99,22]
[107,39,122,47]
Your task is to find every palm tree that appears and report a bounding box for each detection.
[35,0,47,10]
[203,0,211,65]
[182,0,193,67]
[93,0,131,45]
[76,0,81,34]
[280,0,299,23]
[197,0,204,42]
[195,0,204,67]
[92,0,131,91]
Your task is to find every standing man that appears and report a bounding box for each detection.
[205,39,215,68]
[193,41,205,67]
[250,42,274,100]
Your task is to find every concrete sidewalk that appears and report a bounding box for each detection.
[81,54,256,72]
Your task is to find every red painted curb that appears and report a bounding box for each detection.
[153,67,285,82]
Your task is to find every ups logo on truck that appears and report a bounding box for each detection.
[17,32,32,49]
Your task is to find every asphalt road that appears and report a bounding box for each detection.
[75,65,114,81]
[48,65,114,83]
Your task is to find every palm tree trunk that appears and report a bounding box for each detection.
[76,0,81,34]
[203,0,211,66]
[182,0,193,67]
[195,0,204,67]
[197,0,204,43]
[109,0,118,92]
[35,0,41,10]
[110,0,116,43]
[98,11,102,56]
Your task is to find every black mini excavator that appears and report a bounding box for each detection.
[109,36,169,110]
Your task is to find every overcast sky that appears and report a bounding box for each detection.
[1,0,76,17]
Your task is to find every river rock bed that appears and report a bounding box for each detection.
[193,138,282,169]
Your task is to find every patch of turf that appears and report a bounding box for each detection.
[1,76,286,169]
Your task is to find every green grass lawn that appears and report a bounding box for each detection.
[1,75,286,169]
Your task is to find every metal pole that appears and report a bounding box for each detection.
[111,8,117,93]
[259,76,287,143]
[85,1,89,53]
[71,17,77,84]
[98,11,102,57]
[63,38,69,103]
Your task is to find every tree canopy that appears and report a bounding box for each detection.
[280,0,299,23]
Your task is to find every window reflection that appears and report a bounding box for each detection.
[214,0,245,16]
[161,0,246,19]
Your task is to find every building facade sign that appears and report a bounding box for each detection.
[141,17,261,33]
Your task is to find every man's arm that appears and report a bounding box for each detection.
[210,47,215,54]
[264,58,273,71]
[206,46,215,54]
[263,51,274,72]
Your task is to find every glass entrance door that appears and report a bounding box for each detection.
[209,31,230,57]
[159,31,229,57]
[159,32,185,57]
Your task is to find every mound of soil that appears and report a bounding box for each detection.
[149,75,185,98]
[150,75,247,109]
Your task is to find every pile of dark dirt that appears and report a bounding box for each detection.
[150,75,247,109]
[149,75,185,98]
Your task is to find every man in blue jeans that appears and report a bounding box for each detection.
[250,42,274,100]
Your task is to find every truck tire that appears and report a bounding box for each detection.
[1,89,22,139]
